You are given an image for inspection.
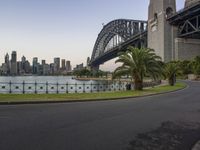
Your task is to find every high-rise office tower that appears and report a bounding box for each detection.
[21,56,26,63]
[41,60,46,66]
[61,59,66,70]
[10,51,17,75]
[54,57,60,74]
[21,56,26,72]
[4,53,10,74]
[66,60,71,72]
[32,57,39,74]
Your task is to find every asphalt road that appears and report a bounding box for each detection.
[0,81,200,150]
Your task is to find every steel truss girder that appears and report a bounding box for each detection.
[91,19,147,62]
[178,14,200,38]
[91,31,147,66]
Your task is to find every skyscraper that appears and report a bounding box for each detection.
[50,63,55,75]
[10,51,17,75]
[17,61,23,74]
[21,56,26,74]
[5,53,9,64]
[24,60,31,74]
[32,57,39,74]
[4,53,10,74]
[41,60,46,75]
[54,57,60,74]
[61,59,66,70]
[66,60,72,72]
[41,60,46,66]
[87,57,90,66]
[21,56,26,63]
[43,64,50,75]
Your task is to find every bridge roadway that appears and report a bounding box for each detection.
[0,81,200,150]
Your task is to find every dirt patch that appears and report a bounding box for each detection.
[127,121,200,150]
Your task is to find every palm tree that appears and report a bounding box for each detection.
[113,46,163,90]
[163,62,179,86]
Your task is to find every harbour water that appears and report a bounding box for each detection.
[0,76,93,84]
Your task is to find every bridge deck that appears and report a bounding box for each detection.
[168,2,200,25]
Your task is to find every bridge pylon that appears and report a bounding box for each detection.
[148,0,177,62]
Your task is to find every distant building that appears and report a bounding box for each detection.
[41,60,46,66]
[2,53,10,75]
[21,56,26,63]
[20,56,26,74]
[32,57,39,74]
[1,63,8,75]
[61,59,66,70]
[43,64,50,75]
[38,64,43,75]
[10,51,17,75]
[86,57,91,70]
[66,60,72,72]
[50,63,55,75]
[54,57,60,74]
[5,53,10,74]
[24,60,31,74]
[40,60,46,75]
[17,61,23,75]
[74,63,84,71]
[87,57,90,66]
[0,66,2,75]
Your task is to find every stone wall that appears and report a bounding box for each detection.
[175,38,200,60]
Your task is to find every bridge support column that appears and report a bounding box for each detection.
[148,0,176,62]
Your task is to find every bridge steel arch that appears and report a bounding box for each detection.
[90,19,147,68]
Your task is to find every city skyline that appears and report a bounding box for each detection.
[1,51,72,67]
[0,51,73,76]
[0,0,185,70]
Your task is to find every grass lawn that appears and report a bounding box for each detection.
[0,82,187,103]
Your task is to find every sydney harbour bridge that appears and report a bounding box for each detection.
[90,0,200,70]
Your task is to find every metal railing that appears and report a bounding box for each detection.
[0,81,161,94]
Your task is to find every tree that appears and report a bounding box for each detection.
[73,68,92,77]
[113,46,162,90]
[178,60,193,75]
[192,56,200,75]
[163,62,179,86]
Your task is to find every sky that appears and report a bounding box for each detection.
[0,0,185,70]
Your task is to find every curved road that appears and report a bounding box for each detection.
[0,81,200,150]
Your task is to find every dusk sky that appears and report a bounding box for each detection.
[0,0,185,70]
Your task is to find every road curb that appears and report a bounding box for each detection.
[0,83,188,105]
